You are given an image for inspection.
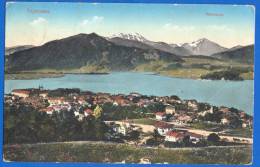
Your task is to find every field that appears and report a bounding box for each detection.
[3,141,252,164]
[134,57,253,80]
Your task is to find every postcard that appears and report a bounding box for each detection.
[4,2,254,164]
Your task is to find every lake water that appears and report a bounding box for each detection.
[5,72,254,115]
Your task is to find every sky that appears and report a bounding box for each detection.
[6,2,255,48]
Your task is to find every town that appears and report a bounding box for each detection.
[4,87,253,150]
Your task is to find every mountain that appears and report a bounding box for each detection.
[228,45,244,51]
[110,33,148,42]
[144,41,192,56]
[6,33,183,72]
[5,45,35,55]
[211,45,254,64]
[181,38,227,56]
[109,33,192,56]
[108,37,153,50]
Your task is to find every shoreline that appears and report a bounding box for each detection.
[5,71,254,81]
[5,72,110,80]
[4,87,253,116]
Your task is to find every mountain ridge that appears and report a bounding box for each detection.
[6,33,183,72]
[211,44,254,64]
[5,33,254,74]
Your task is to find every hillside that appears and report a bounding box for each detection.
[5,45,35,55]
[211,45,254,64]
[6,33,183,72]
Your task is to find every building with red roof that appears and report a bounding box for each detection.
[84,109,93,117]
[165,130,204,143]
[11,89,31,98]
[154,121,173,136]
[165,131,185,142]
[155,112,167,121]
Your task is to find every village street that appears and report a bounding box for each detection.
[108,120,253,144]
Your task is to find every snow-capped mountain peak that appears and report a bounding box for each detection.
[184,38,210,48]
[110,33,148,42]
[181,38,228,56]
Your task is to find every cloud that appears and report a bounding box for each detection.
[206,25,233,32]
[30,17,48,26]
[80,19,89,26]
[92,16,104,22]
[79,16,104,26]
[163,23,233,34]
[163,23,195,31]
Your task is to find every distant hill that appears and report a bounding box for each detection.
[211,45,254,64]
[5,45,35,55]
[6,33,183,72]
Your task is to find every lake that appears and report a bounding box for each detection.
[5,72,254,115]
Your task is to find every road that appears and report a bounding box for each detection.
[108,121,253,144]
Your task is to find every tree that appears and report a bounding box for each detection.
[183,135,190,146]
[153,129,161,140]
[81,115,96,140]
[95,120,107,140]
[207,133,220,143]
[129,130,140,140]
[93,105,103,119]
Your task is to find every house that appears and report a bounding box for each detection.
[242,123,247,128]
[242,119,253,128]
[61,104,71,111]
[155,112,167,121]
[187,100,198,111]
[165,131,203,144]
[130,92,142,97]
[177,115,192,124]
[198,106,214,117]
[77,114,85,121]
[44,107,54,115]
[74,110,79,116]
[221,117,230,125]
[154,122,173,136]
[165,106,175,115]
[77,97,88,105]
[139,158,151,164]
[11,89,31,98]
[48,103,70,112]
[52,105,62,112]
[185,132,204,144]
[113,124,129,136]
[165,131,185,142]
[138,99,152,107]
[239,112,246,119]
[39,91,48,98]
[219,107,231,114]
[84,109,93,117]
[48,97,65,105]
